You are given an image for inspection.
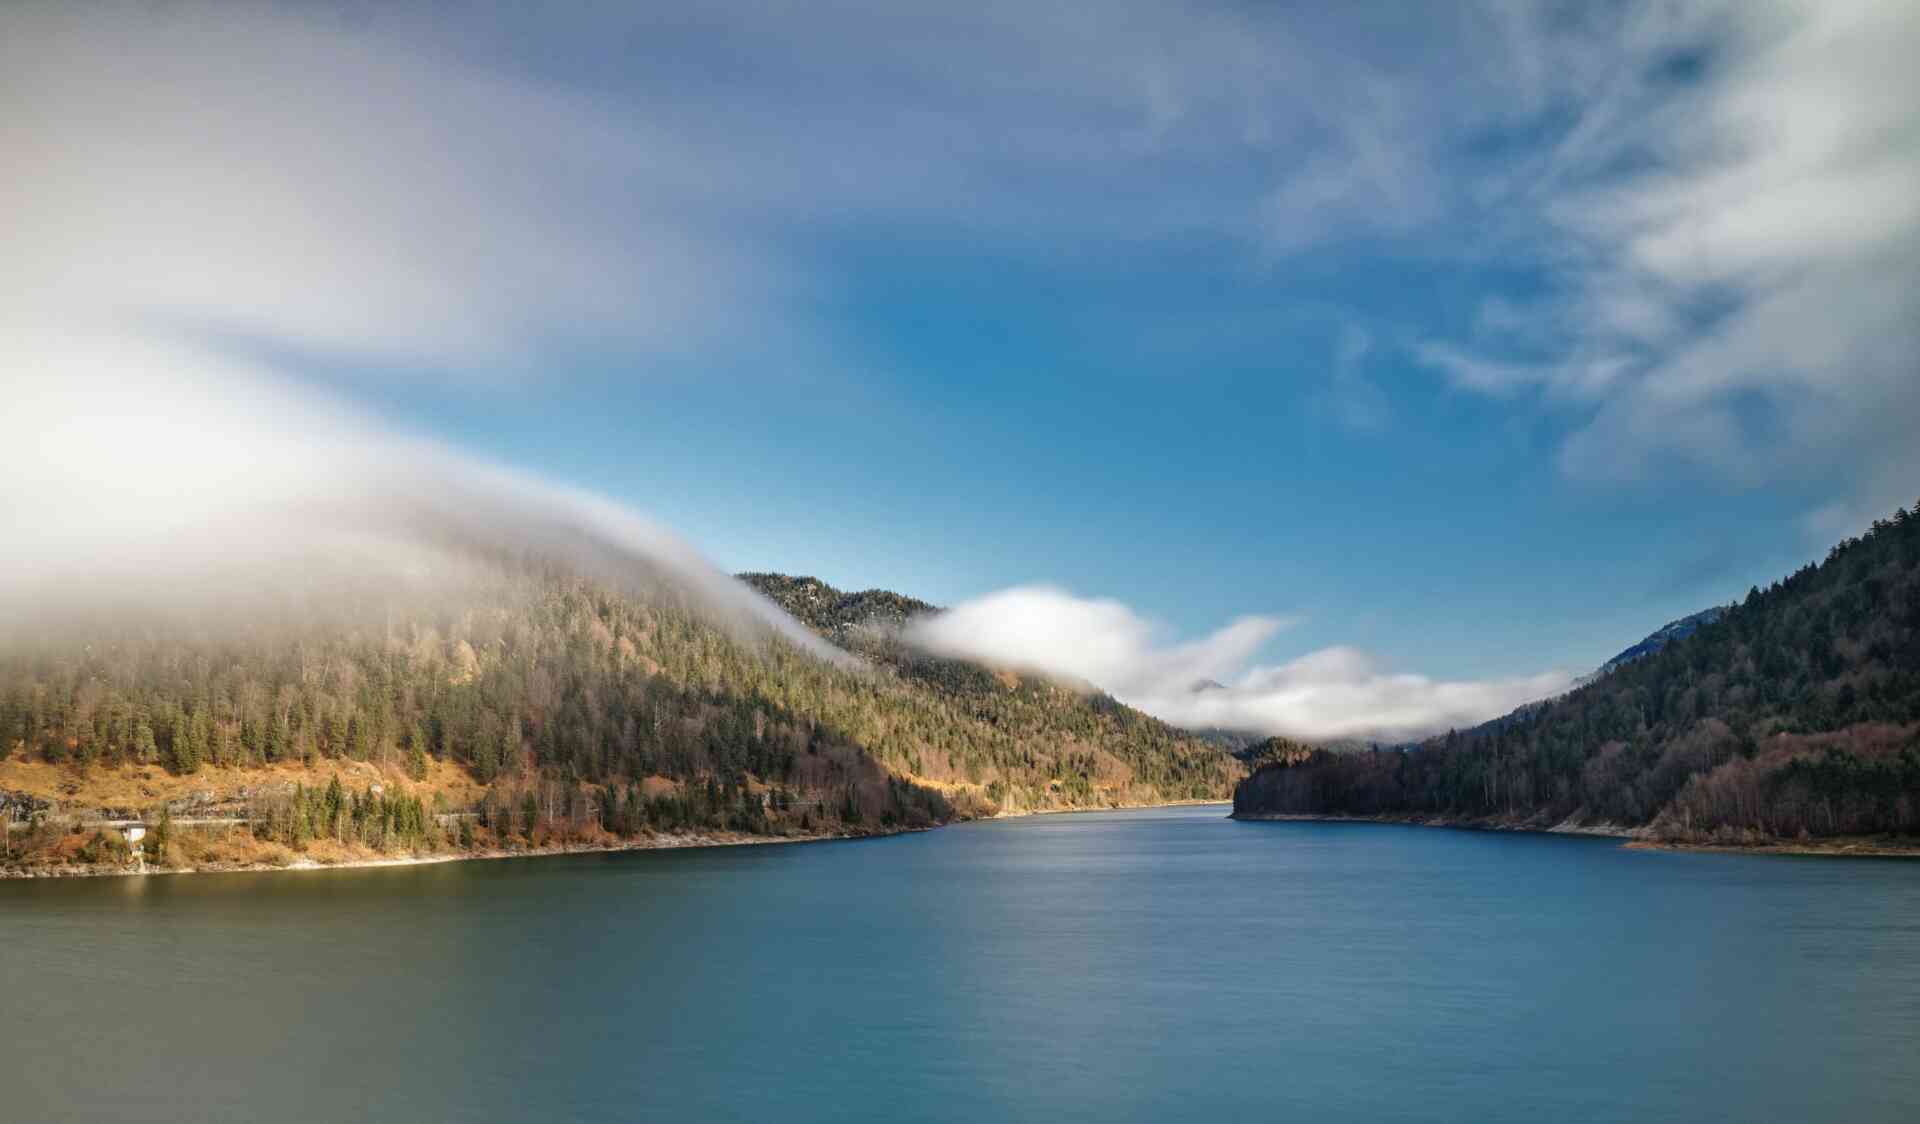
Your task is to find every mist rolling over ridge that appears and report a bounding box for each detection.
[4,352,837,661]
[907,586,1574,743]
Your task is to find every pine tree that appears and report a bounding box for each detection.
[210,720,231,767]
[406,725,429,781]
[145,807,172,865]
[175,722,201,773]
[292,783,314,845]
[323,775,345,838]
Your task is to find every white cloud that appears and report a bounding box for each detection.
[1420,0,1920,515]
[1203,647,1570,743]
[1324,324,1392,433]
[1416,342,1634,401]
[0,1,1540,387]
[908,586,1288,698]
[0,326,841,662]
[909,587,1569,743]
[0,4,802,376]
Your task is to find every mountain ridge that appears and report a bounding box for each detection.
[1234,501,1920,845]
[1593,606,1726,678]
[738,570,1244,804]
[2,560,1243,876]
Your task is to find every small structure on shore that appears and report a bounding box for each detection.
[123,824,147,872]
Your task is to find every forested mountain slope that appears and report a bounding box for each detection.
[740,572,1242,809]
[1594,607,1725,677]
[1235,501,1920,843]
[2,558,1239,873]
[736,573,934,649]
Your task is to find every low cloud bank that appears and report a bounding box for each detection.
[3,5,841,653]
[909,586,1571,743]
[1,339,839,660]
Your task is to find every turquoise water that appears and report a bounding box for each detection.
[3,806,1917,1122]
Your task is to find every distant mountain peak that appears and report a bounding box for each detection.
[1595,606,1725,676]
[737,572,936,645]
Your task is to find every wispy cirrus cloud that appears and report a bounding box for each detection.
[1413,0,1920,524]
[0,1,1505,412]
[1323,325,1394,433]
[1,4,809,376]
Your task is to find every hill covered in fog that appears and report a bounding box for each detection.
[1,554,1241,875]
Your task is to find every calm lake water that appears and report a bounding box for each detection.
[4,806,1918,1122]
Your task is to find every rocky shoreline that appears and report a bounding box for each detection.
[0,825,890,880]
[1229,810,1920,857]
[1230,809,1636,836]
[3,798,1231,881]
[993,798,1231,819]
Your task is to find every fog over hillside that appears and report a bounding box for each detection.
[4,351,840,663]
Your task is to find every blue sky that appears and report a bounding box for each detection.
[8,1,1918,738]
[347,238,1817,683]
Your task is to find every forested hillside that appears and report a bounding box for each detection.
[1235,501,1920,844]
[741,572,1242,809]
[2,559,1239,873]
[737,573,934,648]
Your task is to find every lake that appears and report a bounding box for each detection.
[3,805,1917,1122]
